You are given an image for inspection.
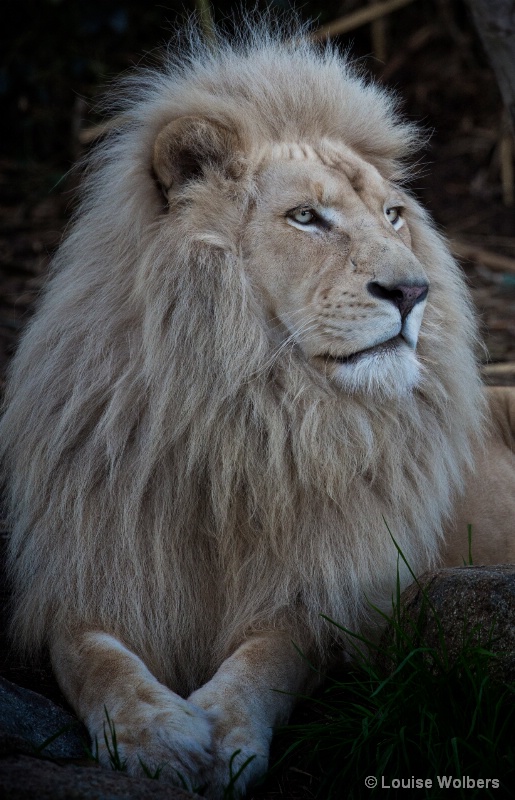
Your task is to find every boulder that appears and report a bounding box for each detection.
[0,755,202,800]
[0,676,87,759]
[379,565,515,681]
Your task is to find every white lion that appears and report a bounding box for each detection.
[1,21,514,798]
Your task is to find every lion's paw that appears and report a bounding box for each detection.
[189,687,271,799]
[88,689,215,792]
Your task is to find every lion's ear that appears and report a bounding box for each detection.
[153,116,244,193]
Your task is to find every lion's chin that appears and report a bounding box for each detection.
[318,339,421,398]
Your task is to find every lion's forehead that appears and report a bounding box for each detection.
[266,139,356,164]
[258,139,388,202]
[256,139,399,223]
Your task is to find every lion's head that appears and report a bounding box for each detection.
[1,26,484,687]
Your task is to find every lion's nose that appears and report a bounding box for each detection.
[366,281,428,320]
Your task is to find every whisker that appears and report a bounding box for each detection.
[248,315,320,379]
[266,304,320,327]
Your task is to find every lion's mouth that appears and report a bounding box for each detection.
[321,335,403,366]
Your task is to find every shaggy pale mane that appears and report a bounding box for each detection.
[1,19,484,702]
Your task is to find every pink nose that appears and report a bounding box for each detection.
[366,281,429,320]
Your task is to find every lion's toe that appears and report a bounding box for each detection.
[94,694,215,792]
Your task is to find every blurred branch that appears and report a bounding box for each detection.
[195,0,215,43]
[369,0,388,63]
[451,240,515,274]
[311,0,417,41]
[482,362,515,378]
[464,0,515,134]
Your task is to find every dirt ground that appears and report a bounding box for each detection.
[0,2,514,798]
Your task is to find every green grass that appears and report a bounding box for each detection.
[272,545,515,799]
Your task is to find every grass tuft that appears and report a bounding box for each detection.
[102,706,127,772]
[222,749,257,799]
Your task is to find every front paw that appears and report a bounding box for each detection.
[189,687,271,798]
[88,687,215,792]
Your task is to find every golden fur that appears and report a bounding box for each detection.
[444,386,515,564]
[1,20,513,797]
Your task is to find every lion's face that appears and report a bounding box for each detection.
[244,142,429,397]
[154,119,429,398]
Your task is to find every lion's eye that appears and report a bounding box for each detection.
[385,206,404,231]
[290,207,316,225]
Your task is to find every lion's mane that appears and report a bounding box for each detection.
[1,22,484,695]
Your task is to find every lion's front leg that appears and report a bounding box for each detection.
[189,632,313,798]
[50,630,214,791]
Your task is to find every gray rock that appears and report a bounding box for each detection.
[0,754,201,799]
[379,565,515,681]
[0,676,88,759]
